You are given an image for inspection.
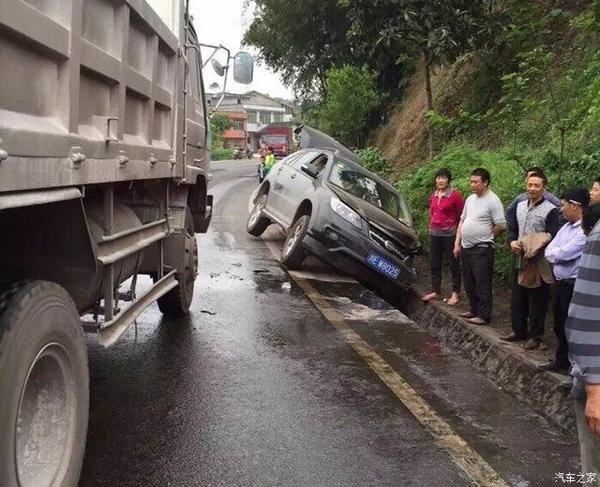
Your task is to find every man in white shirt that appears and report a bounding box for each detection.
[454,168,506,325]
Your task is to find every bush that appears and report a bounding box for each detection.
[396,143,525,284]
[355,147,391,178]
[211,148,234,161]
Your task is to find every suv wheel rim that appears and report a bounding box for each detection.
[248,195,266,227]
[284,218,304,256]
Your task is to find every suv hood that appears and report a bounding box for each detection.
[329,185,419,252]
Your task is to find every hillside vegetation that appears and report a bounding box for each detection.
[380,2,600,281]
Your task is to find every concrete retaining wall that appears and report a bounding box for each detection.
[403,289,575,433]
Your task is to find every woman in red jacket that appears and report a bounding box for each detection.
[422,168,465,306]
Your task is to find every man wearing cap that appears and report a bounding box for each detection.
[538,188,590,373]
[501,171,560,349]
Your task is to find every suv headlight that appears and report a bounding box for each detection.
[330,197,362,229]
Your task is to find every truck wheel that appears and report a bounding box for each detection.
[281,214,310,270]
[157,207,198,318]
[0,280,89,487]
[247,193,271,237]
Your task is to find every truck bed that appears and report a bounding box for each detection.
[0,0,199,193]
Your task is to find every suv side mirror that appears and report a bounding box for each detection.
[233,52,254,84]
[301,164,319,178]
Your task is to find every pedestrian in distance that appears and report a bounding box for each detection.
[591,177,600,206]
[565,209,600,479]
[453,168,506,325]
[501,171,560,350]
[264,146,276,175]
[539,188,590,374]
[422,168,465,306]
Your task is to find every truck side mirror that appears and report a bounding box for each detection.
[233,51,253,84]
[211,58,225,77]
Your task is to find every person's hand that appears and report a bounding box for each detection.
[510,240,523,255]
[453,244,461,258]
[586,385,600,436]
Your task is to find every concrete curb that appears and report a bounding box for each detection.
[403,285,575,433]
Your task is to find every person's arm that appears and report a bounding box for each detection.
[453,221,463,258]
[453,191,465,225]
[545,207,560,238]
[545,226,586,263]
[491,196,507,237]
[586,384,600,436]
[506,197,519,244]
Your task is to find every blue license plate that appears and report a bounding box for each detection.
[366,253,401,280]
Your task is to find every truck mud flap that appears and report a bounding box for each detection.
[196,194,213,233]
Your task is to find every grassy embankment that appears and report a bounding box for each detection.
[373,4,600,283]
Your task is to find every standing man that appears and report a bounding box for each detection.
[591,177,600,206]
[539,188,590,373]
[566,217,600,478]
[502,172,560,349]
[453,168,506,325]
[505,167,561,232]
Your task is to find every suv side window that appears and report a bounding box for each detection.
[289,151,319,170]
[304,154,328,177]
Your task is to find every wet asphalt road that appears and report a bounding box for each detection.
[80,160,578,486]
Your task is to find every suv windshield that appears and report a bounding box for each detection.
[328,159,412,225]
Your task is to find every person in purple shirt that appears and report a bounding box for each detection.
[540,188,590,373]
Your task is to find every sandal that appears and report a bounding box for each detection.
[421,292,438,302]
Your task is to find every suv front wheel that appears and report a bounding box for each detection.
[281,214,310,269]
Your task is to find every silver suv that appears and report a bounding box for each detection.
[247,148,420,290]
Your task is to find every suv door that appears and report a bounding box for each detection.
[266,152,304,222]
[278,153,329,226]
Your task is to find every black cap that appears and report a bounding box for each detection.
[561,187,590,207]
[435,168,452,180]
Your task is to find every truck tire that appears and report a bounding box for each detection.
[247,193,271,237]
[0,280,89,487]
[281,214,310,270]
[157,207,198,318]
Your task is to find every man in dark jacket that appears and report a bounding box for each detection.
[501,172,560,350]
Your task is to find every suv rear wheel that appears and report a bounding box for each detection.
[247,193,270,237]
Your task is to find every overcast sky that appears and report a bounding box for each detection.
[191,0,294,100]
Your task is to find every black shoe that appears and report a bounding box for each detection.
[524,338,542,350]
[558,378,573,391]
[537,360,569,374]
[500,333,526,342]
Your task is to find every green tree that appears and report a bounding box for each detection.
[242,0,414,102]
[318,65,380,147]
[242,0,354,98]
[209,113,232,148]
[343,0,491,159]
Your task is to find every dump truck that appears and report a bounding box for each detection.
[0,1,252,485]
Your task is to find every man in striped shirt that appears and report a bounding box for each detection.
[566,219,600,477]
